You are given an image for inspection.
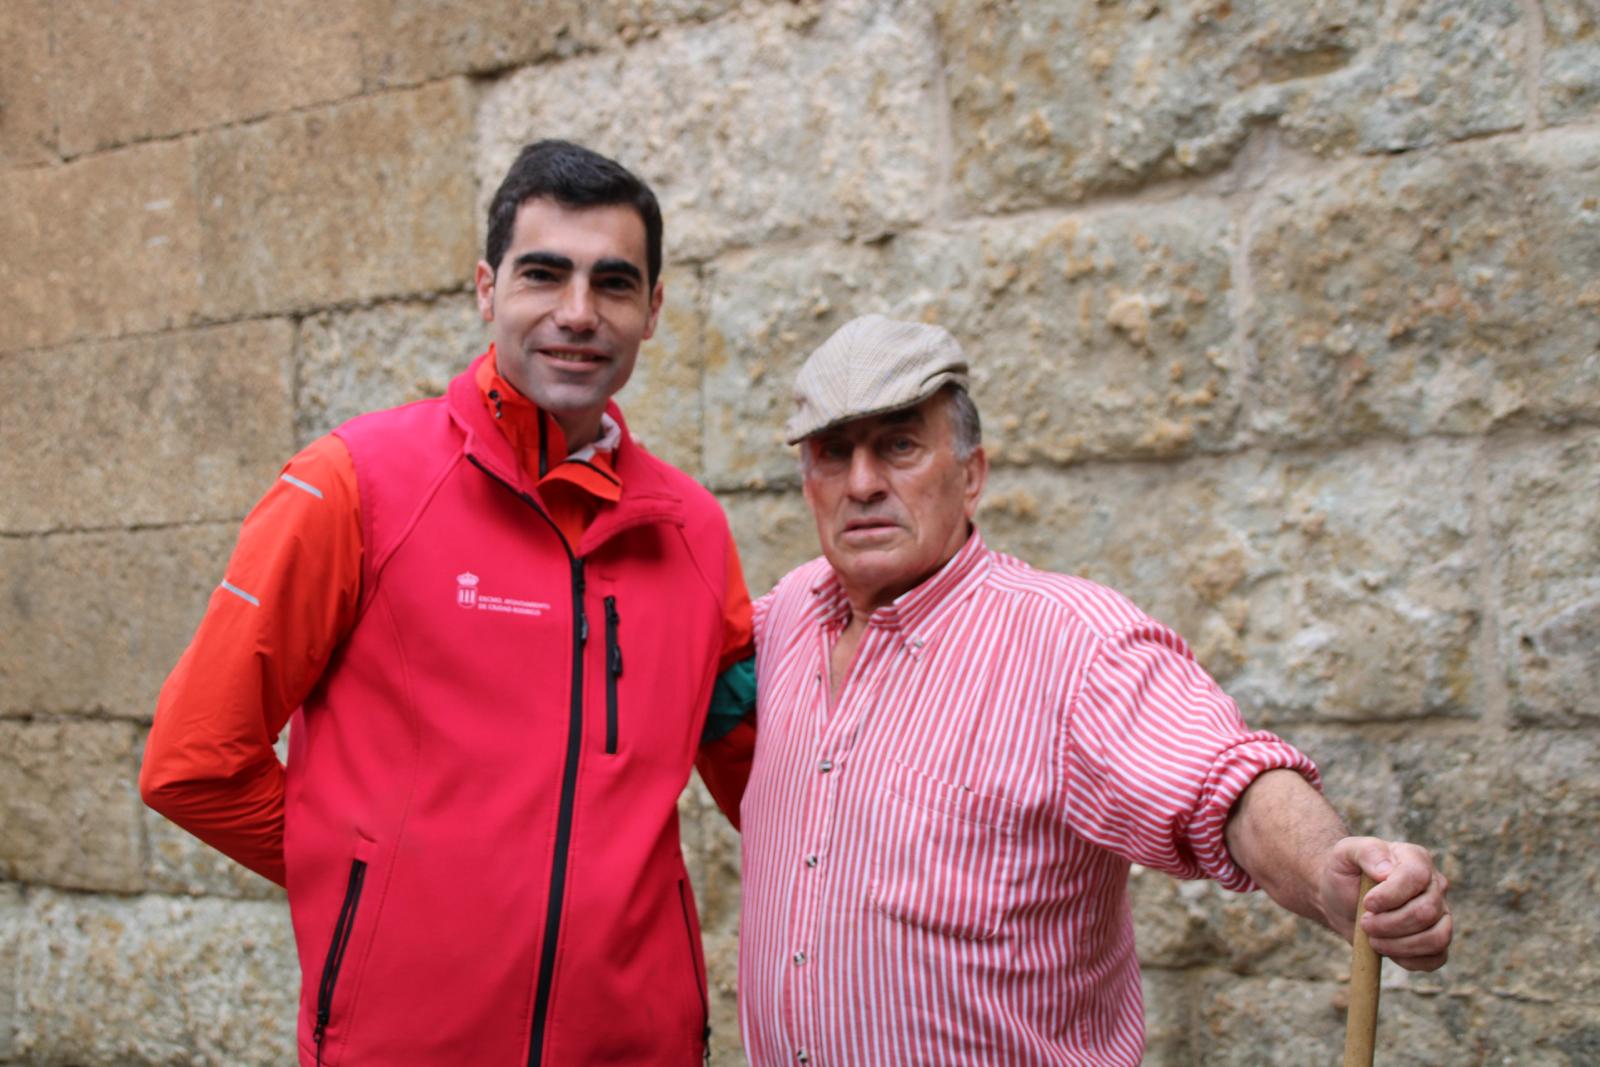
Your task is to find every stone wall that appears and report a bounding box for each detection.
[3,1,1597,1063]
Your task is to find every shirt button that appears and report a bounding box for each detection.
[793,951,807,965]
[796,1051,809,1063]
[818,759,834,774]
[804,854,819,868]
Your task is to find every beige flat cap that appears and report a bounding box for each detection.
[785,314,970,443]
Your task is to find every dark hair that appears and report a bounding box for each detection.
[483,140,664,288]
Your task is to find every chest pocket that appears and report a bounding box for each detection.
[868,759,1021,941]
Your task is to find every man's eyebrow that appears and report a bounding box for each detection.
[881,408,925,427]
[512,251,574,273]
[592,257,644,282]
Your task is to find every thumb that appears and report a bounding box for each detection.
[1333,836,1397,882]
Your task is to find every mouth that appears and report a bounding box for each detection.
[537,346,608,365]
[841,517,901,541]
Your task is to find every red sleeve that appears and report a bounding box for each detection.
[695,532,757,828]
[139,435,363,885]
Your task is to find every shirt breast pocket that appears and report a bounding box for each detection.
[868,759,1021,942]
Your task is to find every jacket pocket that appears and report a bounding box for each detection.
[313,855,369,1064]
[676,877,711,1060]
[868,759,1020,941]
[604,596,622,754]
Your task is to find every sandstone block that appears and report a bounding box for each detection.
[676,776,740,939]
[1250,130,1600,444]
[1139,967,1194,1066]
[720,489,816,597]
[0,140,201,354]
[197,80,477,319]
[939,0,1525,213]
[0,882,21,1060]
[703,199,1241,487]
[0,720,144,892]
[703,928,741,1067]
[1541,1,1600,125]
[0,525,237,721]
[52,0,362,157]
[617,268,707,476]
[12,890,296,1067]
[980,440,1480,724]
[356,0,747,89]
[0,321,295,534]
[1491,431,1600,726]
[296,296,485,444]
[1390,730,1600,1003]
[0,0,55,166]
[477,1,942,264]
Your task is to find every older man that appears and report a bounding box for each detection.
[738,315,1452,1066]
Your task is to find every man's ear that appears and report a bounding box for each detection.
[962,446,988,521]
[642,278,665,340]
[474,261,497,323]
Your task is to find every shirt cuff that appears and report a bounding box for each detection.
[1189,734,1322,892]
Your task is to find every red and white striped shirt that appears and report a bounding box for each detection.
[739,531,1318,1066]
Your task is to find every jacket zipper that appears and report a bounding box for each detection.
[465,455,588,1067]
[313,858,368,1066]
[604,596,622,754]
[677,877,712,1063]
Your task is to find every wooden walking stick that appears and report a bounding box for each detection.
[1343,874,1381,1066]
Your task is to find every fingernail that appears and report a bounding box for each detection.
[1374,860,1394,876]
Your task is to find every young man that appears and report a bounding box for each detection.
[142,140,754,1066]
[738,314,1452,1065]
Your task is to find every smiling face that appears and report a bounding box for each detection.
[474,197,663,449]
[801,391,988,617]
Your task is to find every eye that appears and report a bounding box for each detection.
[521,266,558,283]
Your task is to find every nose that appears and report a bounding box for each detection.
[554,280,598,333]
[844,447,887,502]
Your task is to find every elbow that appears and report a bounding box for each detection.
[138,744,190,819]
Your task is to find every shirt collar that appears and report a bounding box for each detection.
[810,527,992,653]
[474,345,623,503]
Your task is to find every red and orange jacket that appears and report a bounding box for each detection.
[141,349,754,1065]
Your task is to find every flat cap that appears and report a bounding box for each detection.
[785,314,970,444]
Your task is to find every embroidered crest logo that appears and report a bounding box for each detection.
[456,572,479,608]
[452,571,549,618]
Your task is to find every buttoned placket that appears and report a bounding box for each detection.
[778,609,911,1067]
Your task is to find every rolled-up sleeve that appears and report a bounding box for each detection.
[1062,621,1320,891]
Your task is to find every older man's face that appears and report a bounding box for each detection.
[801,393,987,615]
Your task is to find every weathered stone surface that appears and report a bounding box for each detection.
[703,199,1241,487]
[0,322,295,535]
[52,0,362,157]
[197,80,477,319]
[0,0,55,166]
[980,440,1480,724]
[1139,967,1194,1066]
[0,140,200,354]
[0,882,21,1060]
[720,489,815,596]
[1250,130,1600,444]
[1392,730,1600,1003]
[0,525,236,721]
[1491,431,1600,726]
[0,720,144,893]
[477,0,942,263]
[12,890,296,1066]
[1541,1,1600,125]
[939,0,1525,213]
[617,268,707,476]
[296,296,484,444]
[356,0,748,88]
[677,777,741,1065]
[703,928,741,1067]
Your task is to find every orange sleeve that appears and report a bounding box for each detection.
[695,533,757,829]
[139,435,363,886]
